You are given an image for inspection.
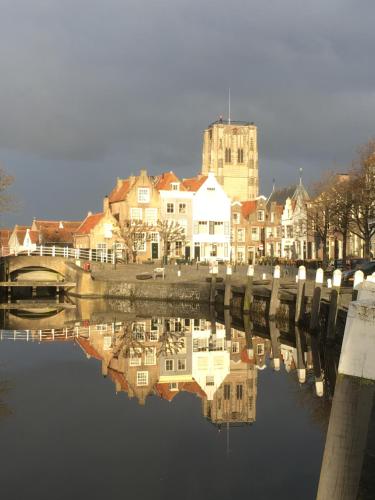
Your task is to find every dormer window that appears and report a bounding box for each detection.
[138,188,150,203]
[171,182,179,191]
[257,210,265,222]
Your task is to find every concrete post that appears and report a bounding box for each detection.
[39,245,43,257]
[52,245,56,257]
[317,284,375,499]
[308,332,324,397]
[309,268,324,333]
[243,265,254,313]
[352,270,364,301]
[327,269,342,342]
[295,265,306,324]
[224,265,232,309]
[269,265,281,320]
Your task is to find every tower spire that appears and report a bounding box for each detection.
[299,168,303,186]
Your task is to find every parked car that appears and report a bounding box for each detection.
[342,261,375,284]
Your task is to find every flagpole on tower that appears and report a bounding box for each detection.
[228,88,231,124]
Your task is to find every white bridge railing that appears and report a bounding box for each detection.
[1,245,119,264]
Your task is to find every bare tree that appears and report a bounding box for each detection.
[307,173,334,267]
[119,220,151,263]
[328,175,353,262]
[0,167,15,214]
[156,220,186,262]
[349,139,375,258]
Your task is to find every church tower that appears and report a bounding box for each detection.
[201,118,259,200]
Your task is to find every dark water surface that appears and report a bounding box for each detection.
[0,302,335,500]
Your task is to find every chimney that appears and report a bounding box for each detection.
[59,221,64,229]
[103,196,109,212]
[116,177,122,189]
[87,211,92,217]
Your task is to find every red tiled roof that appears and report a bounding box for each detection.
[155,171,187,191]
[182,176,207,192]
[76,338,102,360]
[34,221,82,244]
[241,201,257,218]
[155,381,206,402]
[75,213,103,235]
[0,229,11,246]
[109,180,131,203]
[28,230,39,244]
[108,368,129,392]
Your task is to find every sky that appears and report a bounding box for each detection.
[1,0,375,225]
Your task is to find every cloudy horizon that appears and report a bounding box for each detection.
[1,0,375,225]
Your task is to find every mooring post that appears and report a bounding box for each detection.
[295,326,306,383]
[224,264,232,309]
[101,359,108,377]
[209,262,218,305]
[243,264,254,313]
[352,269,364,301]
[317,285,375,499]
[243,313,254,360]
[269,320,281,371]
[224,308,232,340]
[269,265,281,320]
[309,267,324,333]
[295,265,306,324]
[308,332,324,397]
[327,269,342,342]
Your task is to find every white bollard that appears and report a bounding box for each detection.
[353,270,364,289]
[247,265,254,277]
[327,278,332,288]
[226,265,232,276]
[316,268,324,285]
[262,273,266,280]
[177,270,181,277]
[298,265,306,281]
[273,265,281,279]
[332,269,342,288]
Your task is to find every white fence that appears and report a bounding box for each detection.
[1,245,118,264]
[0,325,93,342]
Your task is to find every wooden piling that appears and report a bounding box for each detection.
[243,265,254,313]
[327,269,342,342]
[224,265,232,309]
[269,320,281,371]
[295,265,306,324]
[309,268,324,333]
[224,308,232,340]
[209,262,219,305]
[243,314,254,360]
[295,326,306,383]
[269,265,281,319]
[308,332,324,397]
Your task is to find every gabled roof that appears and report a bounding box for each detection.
[28,230,39,244]
[33,220,81,244]
[108,368,129,392]
[241,200,257,218]
[154,381,206,401]
[76,338,102,360]
[267,186,296,205]
[0,229,11,246]
[155,171,187,191]
[109,180,131,203]
[75,213,104,235]
[182,175,207,192]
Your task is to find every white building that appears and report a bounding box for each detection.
[8,226,38,255]
[183,172,231,262]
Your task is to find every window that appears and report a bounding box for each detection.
[145,347,156,365]
[169,382,178,391]
[231,341,240,353]
[138,188,150,203]
[233,212,240,224]
[175,241,183,256]
[167,203,174,214]
[103,336,112,351]
[134,232,146,252]
[178,359,186,371]
[236,384,243,400]
[178,203,186,214]
[251,227,259,241]
[133,322,145,339]
[149,330,159,341]
[257,343,265,355]
[130,208,142,221]
[145,208,157,225]
[150,232,159,242]
[136,371,148,386]
[210,244,217,257]
[96,323,108,331]
[171,182,179,191]
[224,221,230,236]
[206,376,215,386]
[209,221,214,235]
[178,219,187,234]
[237,228,245,242]
[257,210,265,222]
[225,148,231,163]
[165,359,174,371]
[129,348,142,366]
[103,223,113,239]
[237,148,244,163]
[224,384,231,400]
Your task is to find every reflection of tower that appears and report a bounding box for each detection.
[203,329,257,425]
[201,119,259,201]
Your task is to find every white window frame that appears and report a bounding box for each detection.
[130,207,143,221]
[136,371,148,386]
[138,188,150,203]
[177,359,186,371]
[165,359,174,371]
[167,202,175,214]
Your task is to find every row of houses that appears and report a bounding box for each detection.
[0,169,367,263]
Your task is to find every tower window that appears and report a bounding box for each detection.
[237,148,244,163]
[225,148,231,163]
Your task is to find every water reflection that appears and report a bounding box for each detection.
[0,309,339,426]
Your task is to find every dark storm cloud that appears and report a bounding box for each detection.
[1,0,375,223]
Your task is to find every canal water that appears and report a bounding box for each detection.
[0,300,371,500]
